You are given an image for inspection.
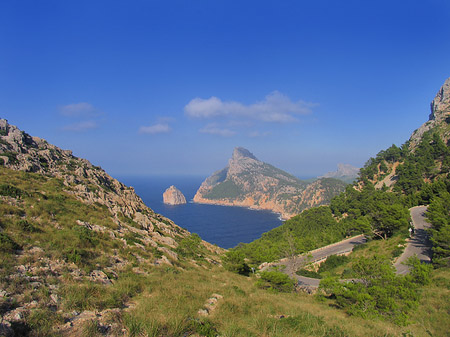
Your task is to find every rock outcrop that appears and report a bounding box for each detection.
[163,185,187,205]
[409,77,450,148]
[194,147,346,219]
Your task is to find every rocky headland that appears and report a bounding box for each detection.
[194,147,347,219]
[163,185,187,205]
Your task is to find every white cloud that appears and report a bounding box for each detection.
[63,120,97,132]
[139,123,171,135]
[59,102,96,116]
[184,91,314,123]
[248,130,272,138]
[199,124,236,137]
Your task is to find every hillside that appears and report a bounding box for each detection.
[359,77,450,192]
[0,119,223,336]
[194,147,347,219]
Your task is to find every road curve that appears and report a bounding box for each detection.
[261,235,367,288]
[394,205,432,274]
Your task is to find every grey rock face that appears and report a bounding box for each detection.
[409,77,450,148]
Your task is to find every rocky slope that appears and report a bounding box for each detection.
[409,77,450,149]
[0,119,222,336]
[163,185,187,205]
[359,76,450,191]
[194,147,347,219]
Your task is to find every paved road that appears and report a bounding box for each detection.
[261,206,433,288]
[261,235,367,288]
[394,205,432,274]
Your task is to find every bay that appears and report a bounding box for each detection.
[118,176,283,249]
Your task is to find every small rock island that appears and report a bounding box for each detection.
[163,185,187,205]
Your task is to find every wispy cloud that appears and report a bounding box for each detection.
[63,120,97,132]
[139,123,171,135]
[185,91,314,123]
[248,130,272,138]
[199,123,236,137]
[59,102,96,116]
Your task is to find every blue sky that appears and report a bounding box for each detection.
[1,0,450,177]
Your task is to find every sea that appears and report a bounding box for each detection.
[118,176,283,249]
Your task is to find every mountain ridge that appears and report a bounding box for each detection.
[194,147,347,218]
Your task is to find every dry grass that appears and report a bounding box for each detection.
[117,263,445,336]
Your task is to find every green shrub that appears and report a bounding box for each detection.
[296,268,322,279]
[0,184,25,198]
[0,233,20,252]
[17,219,37,232]
[256,271,296,292]
[176,233,202,258]
[1,152,18,164]
[318,254,349,274]
[222,250,251,276]
[318,256,428,325]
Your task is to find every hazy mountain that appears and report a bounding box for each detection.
[320,163,360,184]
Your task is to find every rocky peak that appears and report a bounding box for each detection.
[163,185,187,205]
[430,77,450,121]
[409,77,450,149]
[194,146,346,218]
[231,147,258,161]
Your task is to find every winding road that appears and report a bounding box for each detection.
[262,206,433,288]
[394,205,432,274]
[261,235,367,288]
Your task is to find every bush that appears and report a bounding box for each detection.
[17,219,37,232]
[176,233,202,258]
[0,184,25,198]
[318,256,426,325]
[0,233,20,252]
[296,269,322,279]
[318,254,349,274]
[222,250,251,276]
[256,271,296,292]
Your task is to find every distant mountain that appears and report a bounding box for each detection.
[194,147,347,219]
[320,163,360,184]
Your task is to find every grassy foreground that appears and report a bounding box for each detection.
[81,263,448,337]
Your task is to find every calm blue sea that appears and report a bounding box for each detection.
[118,176,283,249]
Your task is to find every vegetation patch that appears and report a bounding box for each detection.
[318,256,432,325]
[256,271,296,293]
[204,180,243,199]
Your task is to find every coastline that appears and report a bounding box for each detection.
[192,197,291,220]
